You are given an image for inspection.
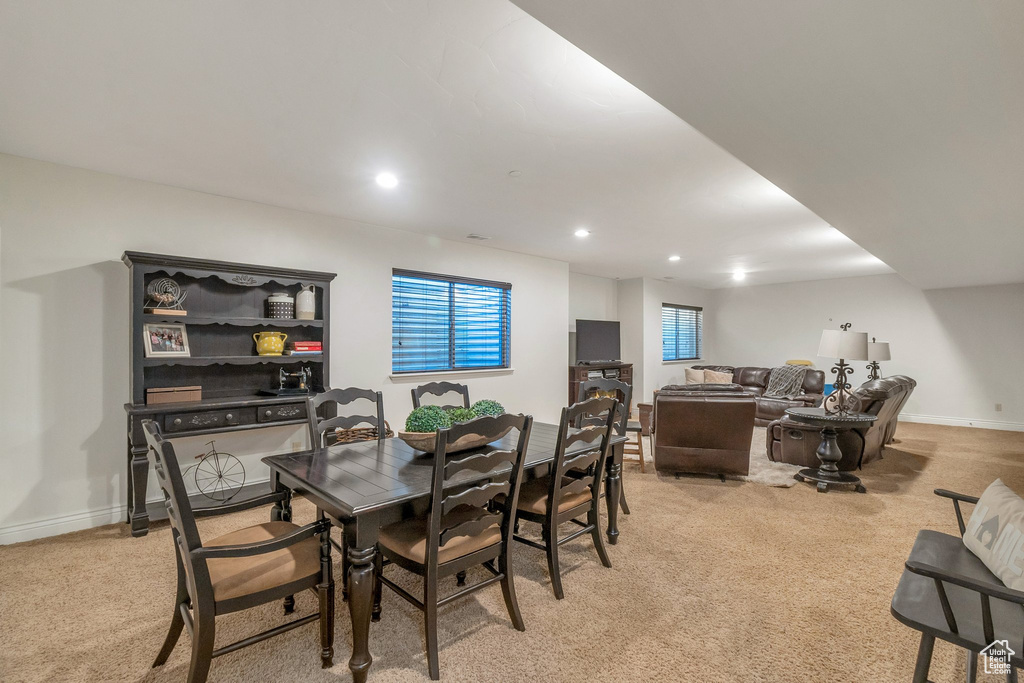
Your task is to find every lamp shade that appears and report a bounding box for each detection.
[818,329,869,361]
[868,341,891,361]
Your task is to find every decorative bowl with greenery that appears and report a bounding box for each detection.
[399,400,509,453]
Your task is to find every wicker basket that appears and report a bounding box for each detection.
[328,421,394,446]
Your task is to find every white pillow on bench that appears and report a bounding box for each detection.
[964,479,1024,590]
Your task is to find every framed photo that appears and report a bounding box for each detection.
[143,323,191,358]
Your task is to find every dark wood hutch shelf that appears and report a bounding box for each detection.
[123,251,336,537]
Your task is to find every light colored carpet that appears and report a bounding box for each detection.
[2,422,1024,682]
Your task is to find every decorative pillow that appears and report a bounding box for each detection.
[704,369,734,384]
[964,479,1024,590]
[684,368,705,385]
[765,365,808,398]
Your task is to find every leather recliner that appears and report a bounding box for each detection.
[652,393,756,476]
[663,365,826,427]
[765,375,917,470]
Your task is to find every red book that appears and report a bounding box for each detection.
[288,342,322,350]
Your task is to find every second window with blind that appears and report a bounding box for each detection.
[662,303,703,361]
[392,269,512,373]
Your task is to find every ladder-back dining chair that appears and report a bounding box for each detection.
[374,413,534,680]
[576,377,634,512]
[411,381,471,410]
[141,420,334,683]
[513,396,617,599]
[307,387,386,447]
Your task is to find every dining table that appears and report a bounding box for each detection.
[263,421,626,682]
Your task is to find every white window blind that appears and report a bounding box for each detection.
[392,270,511,373]
[662,304,702,361]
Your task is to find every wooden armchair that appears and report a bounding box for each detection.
[513,396,617,599]
[375,413,534,680]
[411,381,471,410]
[142,420,335,683]
[891,488,1024,682]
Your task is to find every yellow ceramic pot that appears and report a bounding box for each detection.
[253,331,288,356]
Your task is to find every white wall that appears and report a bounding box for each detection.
[641,278,712,401]
[710,273,1024,430]
[567,272,618,364]
[0,155,569,543]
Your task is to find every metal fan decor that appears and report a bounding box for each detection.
[145,277,188,313]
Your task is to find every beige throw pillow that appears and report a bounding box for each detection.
[684,368,705,385]
[964,479,1024,590]
[704,369,733,384]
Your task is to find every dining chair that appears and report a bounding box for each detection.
[576,377,634,512]
[141,420,335,683]
[374,413,534,680]
[513,396,617,599]
[307,387,387,447]
[411,381,471,410]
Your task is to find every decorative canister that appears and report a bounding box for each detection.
[295,284,316,320]
[267,292,295,319]
[253,331,288,356]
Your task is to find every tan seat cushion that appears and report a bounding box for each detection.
[516,476,592,516]
[379,506,501,565]
[205,522,321,602]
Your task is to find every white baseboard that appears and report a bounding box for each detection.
[0,503,126,545]
[0,475,272,545]
[900,413,1024,432]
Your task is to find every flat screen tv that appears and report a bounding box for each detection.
[575,319,621,363]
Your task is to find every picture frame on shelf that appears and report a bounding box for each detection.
[143,322,190,358]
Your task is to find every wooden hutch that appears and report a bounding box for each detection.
[122,251,336,537]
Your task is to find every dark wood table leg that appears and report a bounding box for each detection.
[269,470,293,522]
[346,516,379,683]
[127,415,151,537]
[794,425,866,493]
[604,442,622,545]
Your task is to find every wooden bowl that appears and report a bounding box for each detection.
[397,426,513,454]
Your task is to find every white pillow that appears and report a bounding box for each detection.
[704,369,734,384]
[684,368,705,385]
[964,479,1024,590]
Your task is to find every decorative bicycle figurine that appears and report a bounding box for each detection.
[183,440,245,502]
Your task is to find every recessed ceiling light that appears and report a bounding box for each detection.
[508,170,522,177]
[375,172,398,189]
[574,228,590,237]
[732,270,747,281]
[668,255,681,262]
[466,233,491,240]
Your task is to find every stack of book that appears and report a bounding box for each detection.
[284,341,323,356]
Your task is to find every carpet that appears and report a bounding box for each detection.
[2,422,1023,682]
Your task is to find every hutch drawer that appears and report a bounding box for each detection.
[164,408,251,433]
[258,403,307,423]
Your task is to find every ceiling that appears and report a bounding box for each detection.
[0,0,891,288]
[512,0,1024,289]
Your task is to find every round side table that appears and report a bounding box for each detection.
[785,407,878,493]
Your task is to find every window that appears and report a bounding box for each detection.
[392,270,511,373]
[662,303,702,361]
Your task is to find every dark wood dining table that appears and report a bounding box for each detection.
[262,421,626,682]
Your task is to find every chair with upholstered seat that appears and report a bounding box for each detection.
[141,420,334,683]
[307,387,386,447]
[576,377,635,511]
[374,413,534,680]
[513,396,617,599]
[411,381,471,410]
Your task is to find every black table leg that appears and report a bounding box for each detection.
[794,425,866,493]
[127,415,151,537]
[346,517,379,683]
[604,442,622,545]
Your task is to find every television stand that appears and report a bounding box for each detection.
[568,361,633,405]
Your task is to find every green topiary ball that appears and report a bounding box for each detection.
[446,406,478,424]
[405,405,452,433]
[471,399,505,417]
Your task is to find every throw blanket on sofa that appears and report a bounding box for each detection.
[765,365,807,398]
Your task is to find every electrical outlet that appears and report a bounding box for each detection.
[995,403,1003,412]
[291,441,303,452]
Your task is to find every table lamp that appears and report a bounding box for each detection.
[866,338,890,381]
[818,323,869,415]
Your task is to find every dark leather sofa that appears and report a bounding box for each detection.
[766,375,917,470]
[662,364,826,427]
[652,393,756,476]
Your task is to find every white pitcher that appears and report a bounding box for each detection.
[295,284,316,320]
